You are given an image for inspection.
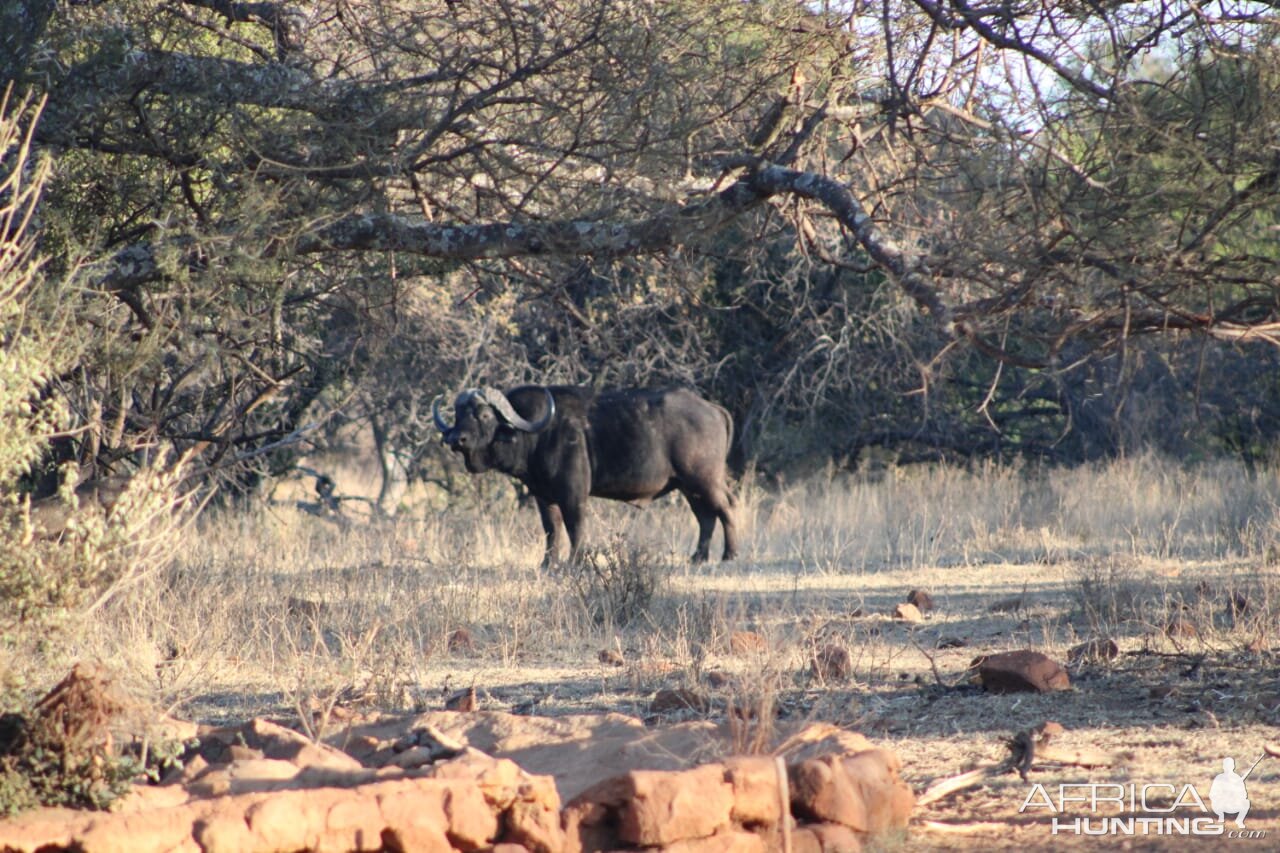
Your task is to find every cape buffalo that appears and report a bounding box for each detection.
[432,385,738,564]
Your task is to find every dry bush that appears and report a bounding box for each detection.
[566,539,676,630]
[1,90,193,716]
[34,451,1280,731]
[0,666,142,815]
[1072,558,1150,636]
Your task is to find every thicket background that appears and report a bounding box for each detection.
[5,0,1280,657]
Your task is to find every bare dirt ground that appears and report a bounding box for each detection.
[47,457,1280,850]
[166,557,1280,851]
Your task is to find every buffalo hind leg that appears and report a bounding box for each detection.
[716,489,738,561]
[683,493,720,563]
[684,485,738,562]
[535,498,566,567]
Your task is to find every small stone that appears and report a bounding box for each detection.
[906,589,936,612]
[703,670,733,689]
[448,628,476,653]
[445,687,477,712]
[812,644,852,681]
[973,650,1070,693]
[729,631,769,654]
[1067,637,1119,665]
[893,602,923,623]
[989,595,1024,613]
[1034,721,1066,743]
[649,687,709,714]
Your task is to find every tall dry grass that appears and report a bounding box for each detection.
[33,452,1280,728]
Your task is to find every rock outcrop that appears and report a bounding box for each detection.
[0,711,914,853]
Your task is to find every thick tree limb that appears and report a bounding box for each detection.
[36,49,457,145]
[296,163,958,334]
[178,0,305,55]
[100,156,1280,356]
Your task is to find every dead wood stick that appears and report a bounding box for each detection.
[775,755,792,853]
[916,760,1014,808]
[918,725,1121,808]
[1034,744,1119,768]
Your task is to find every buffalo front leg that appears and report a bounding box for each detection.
[535,498,566,566]
[561,500,587,564]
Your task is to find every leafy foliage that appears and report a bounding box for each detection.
[0,666,141,816]
[3,0,1280,499]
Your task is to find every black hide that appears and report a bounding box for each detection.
[438,385,738,563]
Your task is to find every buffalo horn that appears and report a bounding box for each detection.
[431,395,453,433]
[480,386,555,432]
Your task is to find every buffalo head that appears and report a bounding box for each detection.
[432,386,555,473]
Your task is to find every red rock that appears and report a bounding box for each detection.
[562,777,628,852]
[448,628,476,653]
[789,749,914,835]
[906,589,935,612]
[790,755,865,829]
[239,717,363,771]
[227,744,265,762]
[729,631,769,654]
[441,783,498,850]
[812,644,852,681]
[792,821,865,852]
[502,777,565,853]
[1067,637,1118,664]
[186,757,299,798]
[377,782,455,852]
[892,602,923,623]
[973,650,1070,693]
[664,830,770,852]
[564,763,737,849]
[839,749,915,835]
[649,687,709,714]
[723,756,783,827]
[446,687,478,712]
[704,670,733,689]
[619,764,735,846]
[0,712,916,853]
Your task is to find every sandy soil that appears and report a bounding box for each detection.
[170,554,1280,851]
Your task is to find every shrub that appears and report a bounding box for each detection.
[0,666,142,815]
[567,538,674,628]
